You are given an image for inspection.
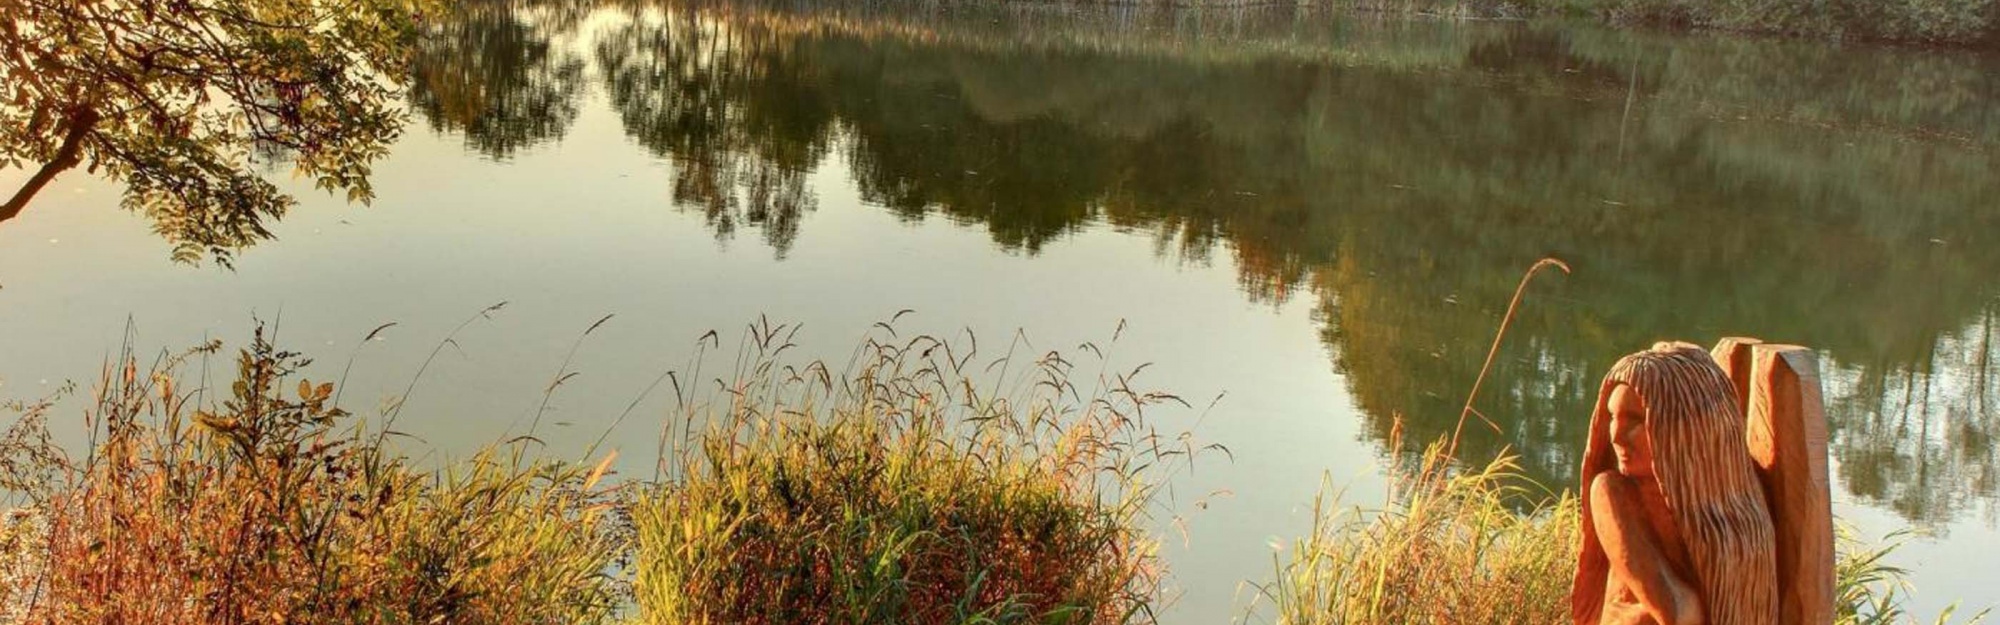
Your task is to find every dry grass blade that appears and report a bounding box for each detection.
[1450,256,1569,458]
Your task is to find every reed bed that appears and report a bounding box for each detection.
[0,317,1197,625]
[0,330,623,625]
[627,318,1195,624]
[1257,432,1580,625]
[0,314,1979,625]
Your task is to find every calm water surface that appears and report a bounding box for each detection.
[3,1,1998,620]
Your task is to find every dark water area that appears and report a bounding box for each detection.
[3,0,1998,619]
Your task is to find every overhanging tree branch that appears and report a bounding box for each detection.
[1,108,99,224]
[0,0,429,262]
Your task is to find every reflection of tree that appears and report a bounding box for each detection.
[594,12,833,256]
[1276,38,2000,502]
[0,0,431,265]
[397,0,2000,522]
[1828,307,2000,526]
[409,0,586,159]
[580,5,2000,523]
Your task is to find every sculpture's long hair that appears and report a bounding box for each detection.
[1571,342,1778,625]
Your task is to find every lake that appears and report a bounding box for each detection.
[2,0,1996,621]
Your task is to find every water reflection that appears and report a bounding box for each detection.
[409,0,589,159]
[337,0,2000,525]
[594,10,832,255]
[1829,318,2000,524]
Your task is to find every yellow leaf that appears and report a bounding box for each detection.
[584,450,618,490]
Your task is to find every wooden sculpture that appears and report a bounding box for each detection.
[1572,342,1779,625]
[1712,338,1836,625]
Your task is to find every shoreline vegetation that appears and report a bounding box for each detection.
[0,319,1193,624]
[0,318,1983,624]
[1,1,1993,622]
[1259,435,1991,625]
[1247,259,1986,624]
[1011,0,2000,48]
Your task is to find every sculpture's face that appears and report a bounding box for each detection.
[1608,383,1656,478]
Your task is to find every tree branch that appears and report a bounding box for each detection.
[1,108,100,224]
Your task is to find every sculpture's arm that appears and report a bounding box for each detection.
[1590,472,1704,625]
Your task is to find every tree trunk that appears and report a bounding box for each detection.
[1,108,99,225]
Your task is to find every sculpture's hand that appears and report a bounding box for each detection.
[1591,472,1704,625]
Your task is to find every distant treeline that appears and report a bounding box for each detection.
[1033,0,2000,46]
[1547,0,1992,46]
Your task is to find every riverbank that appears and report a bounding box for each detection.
[0,325,1977,624]
[0,324,1175,624]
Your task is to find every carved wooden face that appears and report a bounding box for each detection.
[1608,383,1656,478]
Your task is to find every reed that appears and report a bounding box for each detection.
[0,315,1980,625]
[0,329,622,625]
[1256,257,1985,625]
[1255,431,1988,624]
[626,318,1197,624]
[1835,528,1993,625]
[1257,432,1580,625]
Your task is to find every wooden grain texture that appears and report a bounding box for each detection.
[1575,343,1778,625]
[1710,337,1764,413]
[1746,344,1835,625]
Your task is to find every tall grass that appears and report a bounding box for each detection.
[0,329,623,625]
[1255,432,1990,624]
[1835,528,1993,625]
[1258,432,1579,625]
[0,316,1982,625]
[1257,256,1986,624]
[0,318,1200,624]
[628,319,1199,624]
[1248,432,1984,620]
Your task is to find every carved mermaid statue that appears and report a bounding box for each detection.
[1572,342,1779,625]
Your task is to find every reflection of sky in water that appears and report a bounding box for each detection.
[5,3,2000,621]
